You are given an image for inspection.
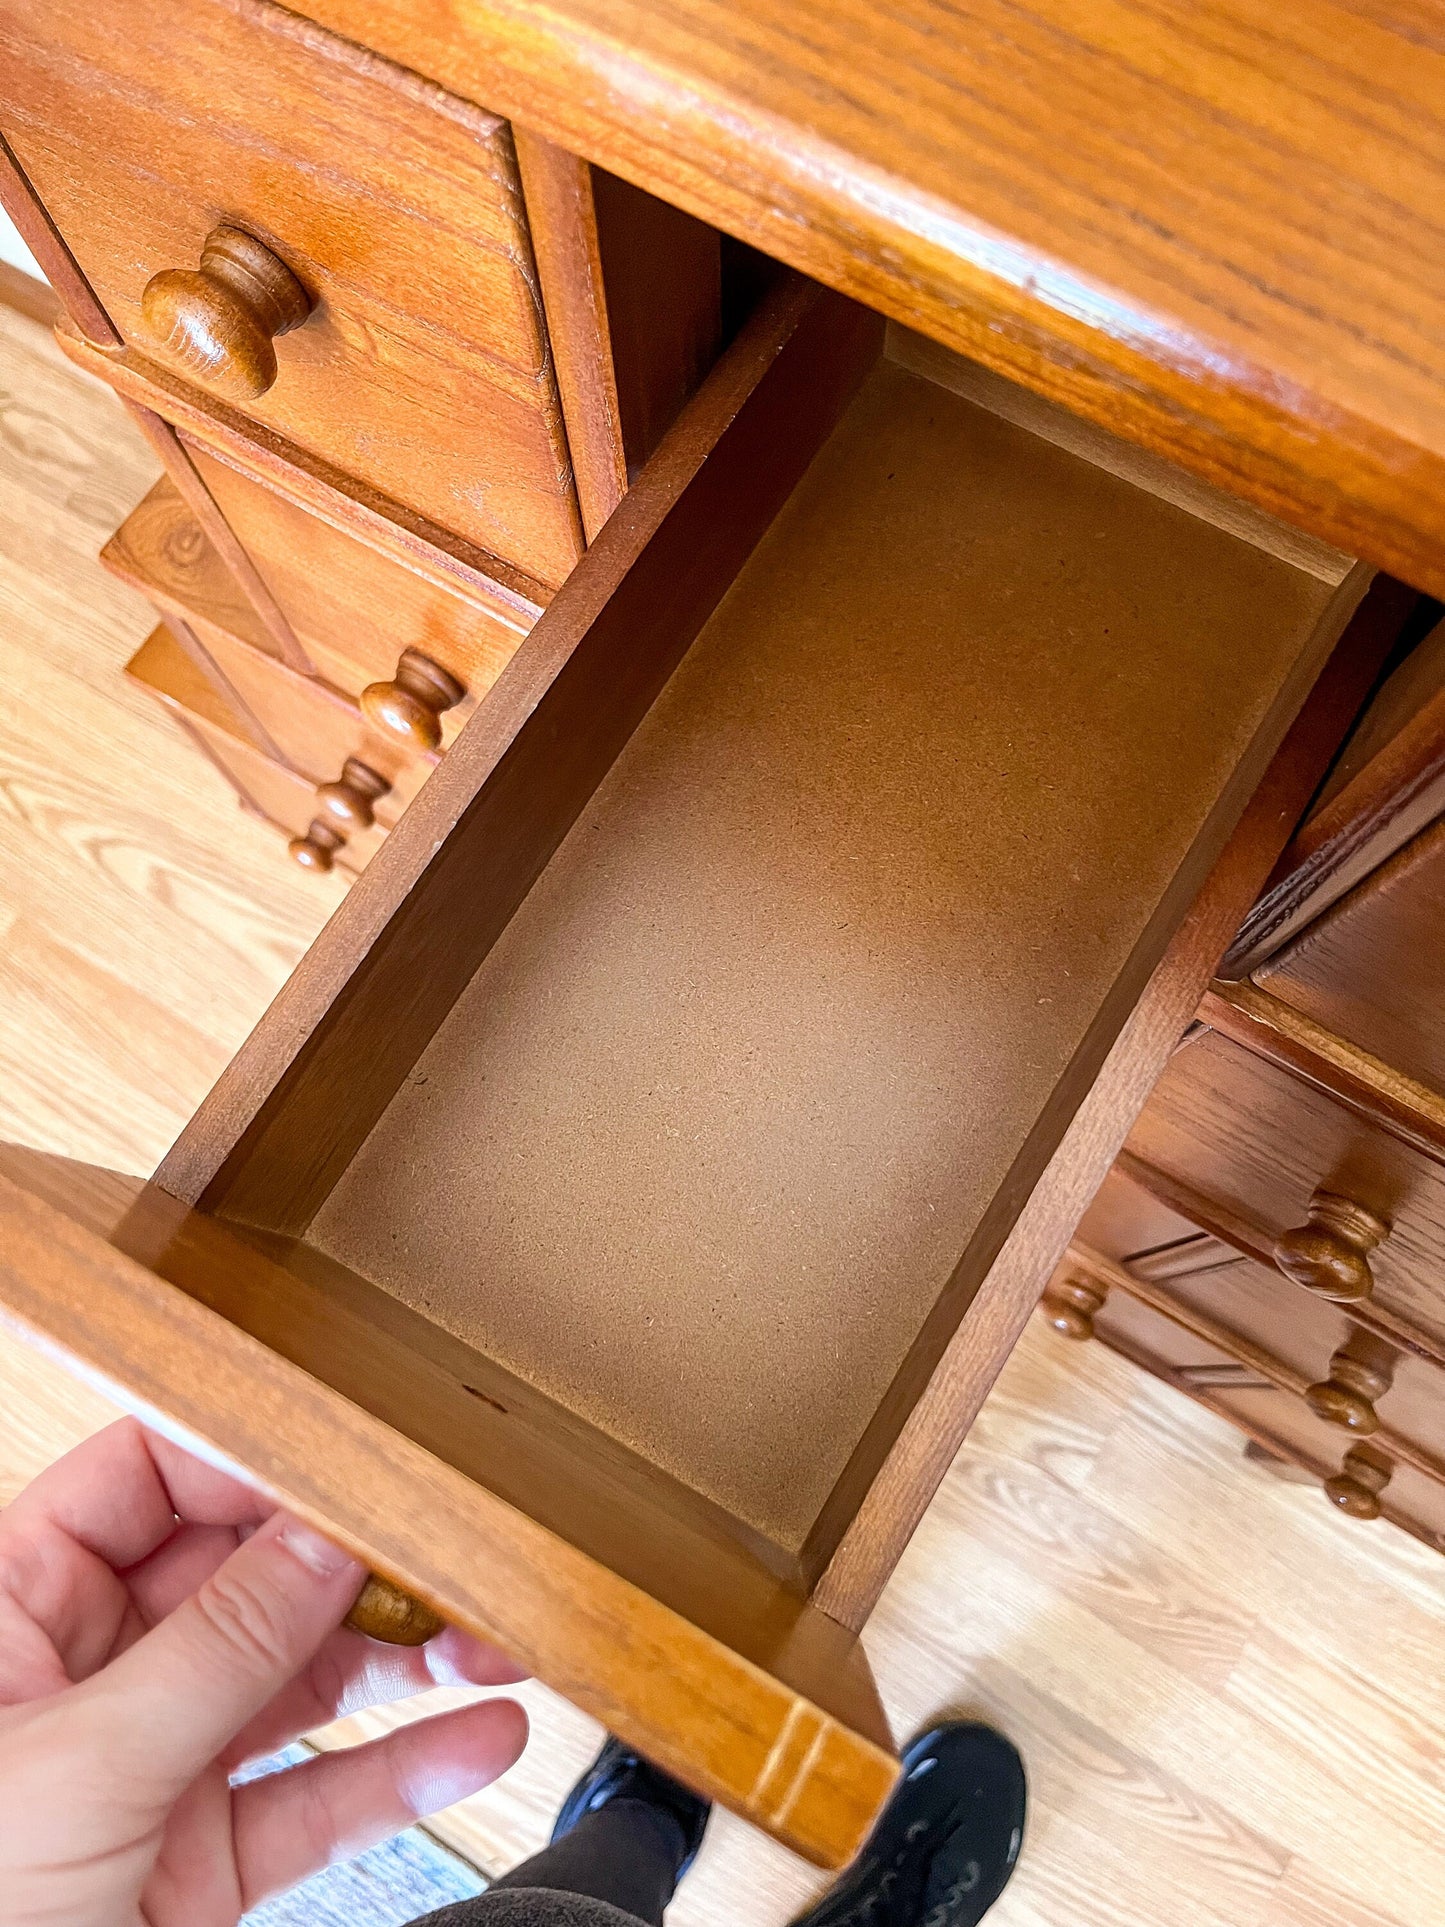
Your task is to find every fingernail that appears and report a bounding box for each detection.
[278,1518,364,1578]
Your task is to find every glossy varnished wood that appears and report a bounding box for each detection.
[102,495,439,810]
[0,0,585,583]
[157,279,883,1225]
[0,1146,898,1868]
[140,223,312,402]
[283,0,1445,597]
[2,393,1441,1920]
[1259,818,1445,1098]
[1126,1029,1445,1356]
[101,468,525,748]
[1198,978,1445,1171]
[153,288,1371,1634]
[513,133,723,540]
[1224,593,1443,973]
[126,627,389,875]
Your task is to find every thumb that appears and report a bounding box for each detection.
[77,1512,366,1807]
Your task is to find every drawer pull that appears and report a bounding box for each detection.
[1305,1328,1396,1434]
[288,817,346,873]
[140,224,311,401]
[1274,1189,1388,1303]
[344,1573,445,1646]
[361,649,466,752]
[316,757,391,831]
[1322,1443,1393,1520]
[1040,1271,1106,1340]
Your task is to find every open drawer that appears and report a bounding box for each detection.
[0,279,1381,1864]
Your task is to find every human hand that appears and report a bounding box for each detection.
[0,1417,528,1926]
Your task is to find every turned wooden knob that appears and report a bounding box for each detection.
[1040,1271,1107,1341]
[1305,1327,1396,1434]
[345,1573,445,1646]
[141,223,311,400]
[361,649,466,752]
[1274,1190,1388,1302]
[1322,1443,1393,1520]
[288,817,346,873]
[315,757,390,831]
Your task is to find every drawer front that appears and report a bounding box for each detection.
[0,0,584,586]
[1258,816,1445,1094]
[1076,1273,1445,1554]
[104,472,522,752]
[1125,1029,1445,1353]
[184,445,530,728]
[127,626,387,875]
[183,612,434,817]
[189,717,388,874]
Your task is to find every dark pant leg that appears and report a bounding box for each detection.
[411,1800,689,1927]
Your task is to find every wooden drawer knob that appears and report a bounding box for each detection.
[1274,1190,1388,1303]
[1322,1443,1393,1520]
[288,817,346,873]
[1305,1328,1396,1434]
[140,224,311,400]
[315,757,390,831]
[361,649,466,752]
[1040,1271,1107,1340]
[345,1573,445,1646]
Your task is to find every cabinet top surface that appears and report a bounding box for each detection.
[292,0,1445,596]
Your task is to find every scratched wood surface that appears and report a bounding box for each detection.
[1,299,1442,1924]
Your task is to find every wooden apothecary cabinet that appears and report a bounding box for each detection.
[4,0,1444,1875]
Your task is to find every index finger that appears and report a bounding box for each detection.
[2,1418,273,1572]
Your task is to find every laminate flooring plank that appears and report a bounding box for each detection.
[0,307,344,1171]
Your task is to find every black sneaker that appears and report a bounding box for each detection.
[550,1736,712,1879]
[791,1722,1026,1926]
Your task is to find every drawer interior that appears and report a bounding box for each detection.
[166,286,1358,1597]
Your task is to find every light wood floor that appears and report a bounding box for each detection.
[1,300,1440,1927]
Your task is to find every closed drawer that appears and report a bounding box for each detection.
[0,0,584,586]
[1064,1193,1445,1487]
[104,487,438,809]
[102,474,524,752]
[1076,1280,1445,1554]
[1125,1028,1445,1353]
[127,626,389,875]
[0,283,1380,1863]
[1258,815,1445,1094]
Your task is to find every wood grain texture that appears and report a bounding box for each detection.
[156,278,882,1223]
[1127,1029,1445,1356]
[0,0,585,583]
[108,464,522,747]
[278,0,1445,599]
[513,136,722,535]
[0,1154,898,1869]
[1061,1241,1445,1507]
[0,304,343,1172]
[122,405,314,674]
[1200,978,1445,1170]
[0,126,116,344]
[808,553,1389,1625]
[0,256,58,329]
[55,319,553,625]
[1258,819,1445,1098]
[512,131,627,541]
[308,351,1347,1560]
[126,627,390,874]
[1223,585,1443,974]
[102,495,438,809]
[6,1252,1445,1918]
